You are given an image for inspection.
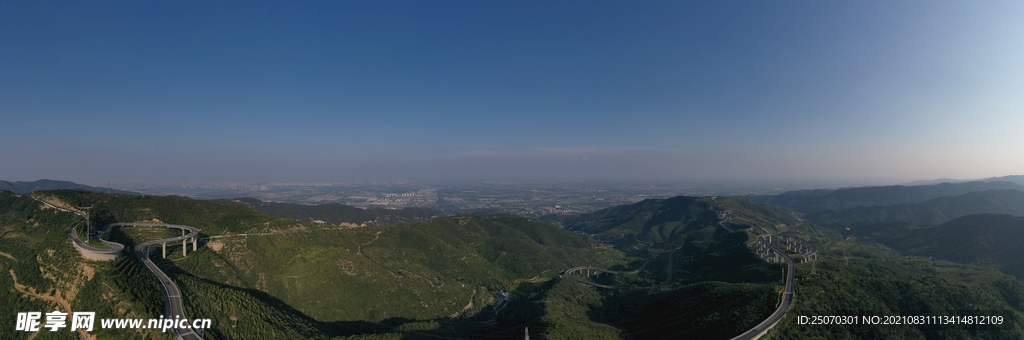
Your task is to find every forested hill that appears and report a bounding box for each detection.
[1,189,624,339]
[859,214,1024,279]
[748,181,1022,214]
[225,197,442,226]
[558,195,804,246]
[0,179,134,195]
[807,189,1024,229]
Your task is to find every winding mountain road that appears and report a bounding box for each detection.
[123,223,203,340]
[75,222,203,340]
[731,240,794,340]
[571,222,806,340]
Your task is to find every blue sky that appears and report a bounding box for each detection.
[2,1,1022,184]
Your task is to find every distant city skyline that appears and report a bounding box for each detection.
[3,1,1023,184]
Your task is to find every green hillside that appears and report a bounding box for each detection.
[564,193,1024,339]
[857,214,1024,279]
[48,189,291,235]
[559,196,720,244]
[8,188,1024,339]
[559,195,809,250]
[749,181,1022,214]
[6,190,627,339]
[0,191,170,339]
[770,238,1024,339]
[174,214,616,324]
[808,189,1024,229]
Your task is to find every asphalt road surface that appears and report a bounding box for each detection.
[731,239,796,340]
[106,223,204,340]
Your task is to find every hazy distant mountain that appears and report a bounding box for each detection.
[860,214,1024,279]
[985,175,1024,186]
[0,179,134,195]
[808,189,1024,229]
[900,178,967,186]
[227,197,443,226]
[901,175,1024,187]
[748,181,1023,214]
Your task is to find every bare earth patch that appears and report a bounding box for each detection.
[9,269,96,340]
[208,240,225,252]
[450,294,475,318]
[336,259,358,276]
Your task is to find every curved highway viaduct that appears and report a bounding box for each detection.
[70,223,125,261]
[564,247,674,289]
[564,266,629,289]
[568,226,815,339]
[73,222,204,340]
[731,234,817,340]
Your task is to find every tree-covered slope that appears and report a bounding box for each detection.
[771,238,1024,339]
[858,214,1024,280]
[10,188,1024,339]
[0,191,170,339]
[48,189,293,235]
[174,214,615,326]
[559,195,805,247]
[5,190,627,339]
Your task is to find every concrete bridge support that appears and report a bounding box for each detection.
[162,242,166,258]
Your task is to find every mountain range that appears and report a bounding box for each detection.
[0,179,134,195]
[807,189,1024,229]
[748,180,1022,214]
[5,179,1024,338]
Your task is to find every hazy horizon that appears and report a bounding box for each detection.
[4,1,1023,184]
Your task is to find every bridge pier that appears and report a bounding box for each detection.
[193,237,197,251]
[162,242,166,258]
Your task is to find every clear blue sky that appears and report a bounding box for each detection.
[2,1,1022,184]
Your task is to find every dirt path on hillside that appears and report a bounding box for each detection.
[0,251,16,261]
[9,269,96,340]
[356,230,383,256]
[356,231,402,278]
[450,292,475,318]
[31,194,85,216]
